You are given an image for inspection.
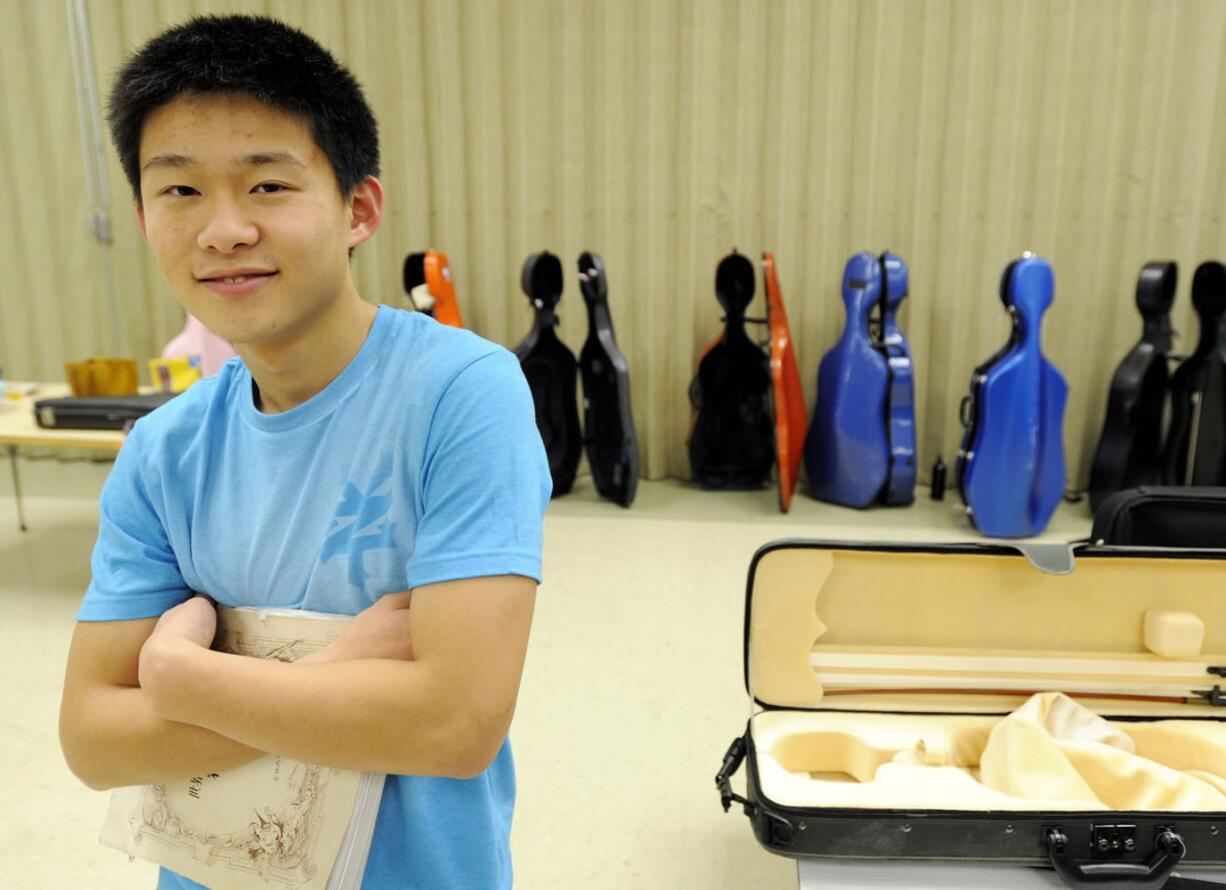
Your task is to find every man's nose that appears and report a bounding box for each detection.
[196,197,259,253]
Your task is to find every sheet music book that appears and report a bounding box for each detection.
[101,607,386,890]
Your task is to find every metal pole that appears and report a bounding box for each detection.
[67,0,123,357]
[7,446,27,533]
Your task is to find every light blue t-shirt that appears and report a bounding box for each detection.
[79,305,552,890]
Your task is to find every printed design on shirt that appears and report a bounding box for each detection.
[320,454,398,590]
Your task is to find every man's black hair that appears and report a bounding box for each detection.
[107,14,380,203]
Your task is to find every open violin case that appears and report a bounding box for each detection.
[718,540,1226,888]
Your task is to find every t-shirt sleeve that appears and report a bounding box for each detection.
[406,348,552,588]
[76,425,192,621]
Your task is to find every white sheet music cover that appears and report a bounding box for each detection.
[101,607,385,890]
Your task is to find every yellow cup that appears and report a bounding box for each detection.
[148,356,203,393]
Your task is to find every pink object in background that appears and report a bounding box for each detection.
[161,314,237,377]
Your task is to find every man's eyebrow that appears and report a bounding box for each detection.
[241,151,306,168]
[142,153,193,171]
[140,151,306,172]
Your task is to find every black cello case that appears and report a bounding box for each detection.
[577,252,639,507]
[688,251,773,489]
[514,251,582,497]
[1164,261,1226,486]
[1087,262,1177,512]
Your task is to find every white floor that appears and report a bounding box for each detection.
[0,455,1093,889]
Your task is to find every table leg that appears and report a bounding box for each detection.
[7,445,27,532]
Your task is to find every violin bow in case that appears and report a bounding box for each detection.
[1088,262,1177,511]
[1163,261,1226,486]
[577,252,640,507]
[688,251,774,490]
[956,254,1068,538]
[402,249,464,328]
[514,251,582,497]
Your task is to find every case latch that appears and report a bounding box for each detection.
[1091,824,1138,858]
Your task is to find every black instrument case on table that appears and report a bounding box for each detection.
[717,540,1226,888]
[33,393,176,431]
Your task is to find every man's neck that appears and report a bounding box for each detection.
[238,289,379,415]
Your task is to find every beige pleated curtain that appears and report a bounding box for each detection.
[3,0,1225,486]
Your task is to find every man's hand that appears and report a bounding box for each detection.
[302,592,414,665]
[138,595,217,715]
[150,595,218,648]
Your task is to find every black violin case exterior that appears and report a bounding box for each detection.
[718,540,1226,889]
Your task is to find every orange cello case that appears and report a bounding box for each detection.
[763,252,808,512]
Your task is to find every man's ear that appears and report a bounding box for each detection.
[347,176,384,249]
[135,201,148,241]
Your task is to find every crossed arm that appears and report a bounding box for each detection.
[59,575,536,790]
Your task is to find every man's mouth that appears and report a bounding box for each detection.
[197,271,279,295]
[197,268,278,282]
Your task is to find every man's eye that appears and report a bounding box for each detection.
[165,185,199,197]
[253,183,288,194]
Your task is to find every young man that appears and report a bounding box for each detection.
[58,15,550,890]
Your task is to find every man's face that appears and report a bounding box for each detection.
[137,93,374,348]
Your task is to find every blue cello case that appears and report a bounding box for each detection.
[803,253,891,507]
[956,254,1068,538]
[879,252,917,505]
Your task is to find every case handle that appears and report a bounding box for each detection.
[1046,827,1185,889]
[715,735,756,816]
